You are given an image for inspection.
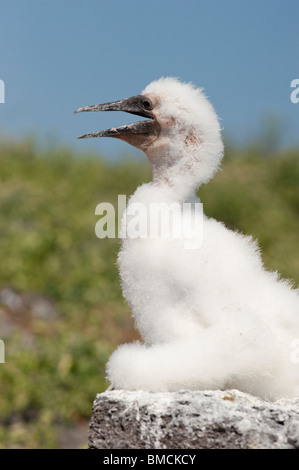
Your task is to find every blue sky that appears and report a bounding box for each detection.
[0,0,298,158]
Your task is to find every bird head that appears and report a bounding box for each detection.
[75,77,223,193]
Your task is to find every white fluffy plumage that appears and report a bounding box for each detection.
[105,77,299,400]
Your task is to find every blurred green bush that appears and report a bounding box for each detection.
[0,138,298,448]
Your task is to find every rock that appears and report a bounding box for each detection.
[88,389,299,449]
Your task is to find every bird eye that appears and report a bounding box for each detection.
[142,99,152,110]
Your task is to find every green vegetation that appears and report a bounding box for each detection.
[0,138,298,448]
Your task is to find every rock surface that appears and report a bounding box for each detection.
[88,388,299,449]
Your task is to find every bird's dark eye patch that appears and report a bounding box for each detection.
[142,99,152,110]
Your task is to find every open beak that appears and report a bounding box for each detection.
[74,94,159,144]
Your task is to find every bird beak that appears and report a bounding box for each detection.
[74,94,159,146]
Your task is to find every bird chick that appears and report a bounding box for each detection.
[75,77,299,400]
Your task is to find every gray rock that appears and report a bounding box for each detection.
[88,389,299,449]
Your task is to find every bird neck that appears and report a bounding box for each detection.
[150,172,198,203]
[146,146,201,203]
[145,131,223,203]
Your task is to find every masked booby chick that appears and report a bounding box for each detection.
[75,77,299,400]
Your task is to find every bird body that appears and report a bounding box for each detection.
[76,77,299,400]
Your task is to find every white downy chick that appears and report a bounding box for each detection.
[75,77,299,400]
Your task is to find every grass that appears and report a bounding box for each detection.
[0,138,298,448]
